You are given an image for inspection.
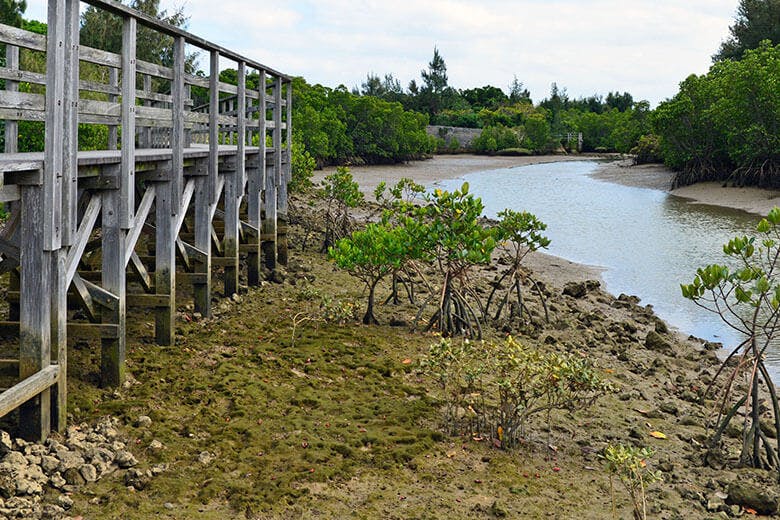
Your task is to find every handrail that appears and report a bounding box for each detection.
[81,0,292,82]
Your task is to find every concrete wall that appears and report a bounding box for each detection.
[427,125,481,149]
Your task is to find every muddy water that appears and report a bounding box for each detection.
[434,161,778,374]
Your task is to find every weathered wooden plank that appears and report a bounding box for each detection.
[175,178,196,235]
[128,252,153,293]
[0,366,59,420]
[0,185,20,203]
[126,294,170,307]
[108,68,119,150]
[71,273,98,323]
[124,184,156,266]
[139,74,153,148]
[69,323,119,339]
[237,62,247,192]
[0,23,46,51]
[61,0,79,251]
[120,16,137,229]
[0,90,45,112]
[64,194,101,286]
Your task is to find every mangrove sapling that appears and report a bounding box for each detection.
[486,208,551,323]
[602,445,662,520]
[329,222,406,325]
[320,167,364,252]
[374,178,428,305]
[681,207,780,474]
[413,183,496,338]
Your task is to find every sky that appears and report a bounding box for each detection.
[23,0,740,106]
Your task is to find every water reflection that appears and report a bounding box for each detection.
[435,161,780,377]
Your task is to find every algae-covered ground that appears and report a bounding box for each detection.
[59,196,779,519]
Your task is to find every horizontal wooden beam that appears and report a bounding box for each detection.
[0,366,59,419]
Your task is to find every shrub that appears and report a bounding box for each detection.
[422,336,613,448]
[472,125,520,154]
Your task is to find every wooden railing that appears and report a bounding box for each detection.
[0,0,292,440]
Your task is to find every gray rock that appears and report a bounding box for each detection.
[56,450,84,472]
[3,451,27,468]
[48,472,66,490]
[79,463,98,482]
[62,467,86,486]
[135,415,153,428]
[124,468,150,490]
[660,401,680,416]
[56,494,74,510]
[41,504,66,519]
[23,464,47,484]
[0,432,12,455]
[727,481,779,515]
[115,450,138,468]
[645,330,675,356]
[197,451,215,465]
[149,439,164,451]
[13,476,42,495]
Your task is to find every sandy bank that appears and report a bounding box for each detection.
[592,159,780,216]
[313,154,591,196]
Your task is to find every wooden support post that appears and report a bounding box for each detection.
[154,176,175,345]
[4,45,18,153]
[193,167,211,317]
[50,247,66,431]
[222,62,244,296]
[171,36,185,213]
[19,185,51,441]
[272,76,285,266]
[120,17,136,229]
[246,70,266,285]
[261,77,277,270]
[101,184,126,387]
[277,80,291,266]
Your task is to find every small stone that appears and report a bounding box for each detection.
[645,330,675,356]
[727,481,779,515]
[57,494,74,510]
[79,464,98,482]
[63,467,86,486]
[14,477,42,495]
[151,463,168,475]
[197,451,214,465]
[41,504,66,519]
[563,282,588,298]
[654,319,669,334]
[49,472,66,489]
[114,450,138,468]
[56,450,84,472]
[124,468,149,490]
[660,402,679,416]
[164,502,175,510]
[0,432,12,454]
[3,451,27,467]
[149,439,164,451]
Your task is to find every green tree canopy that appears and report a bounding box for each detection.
[0,0,25,27]
[714,0,780,61]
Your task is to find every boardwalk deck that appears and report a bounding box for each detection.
[0,0,291,440]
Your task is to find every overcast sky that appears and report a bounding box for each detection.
[24,1,739,106]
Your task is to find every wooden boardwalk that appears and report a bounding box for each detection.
[0,0,292,439]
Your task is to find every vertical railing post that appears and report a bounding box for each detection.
[246,70,265,286]
[108,68,119,150]
[4,45,18,153]
[139,74,152,148]
[5,44,19,324]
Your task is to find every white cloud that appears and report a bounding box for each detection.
[22,0,738,105]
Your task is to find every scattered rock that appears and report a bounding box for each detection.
[727,481,779,515]
[114,450,138,468]
[135,415,152,428]
[197,451,215,465]
[563,281,599,298]
[79,464,98,483]
[660,401,680,416]
[645,330,675,356]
